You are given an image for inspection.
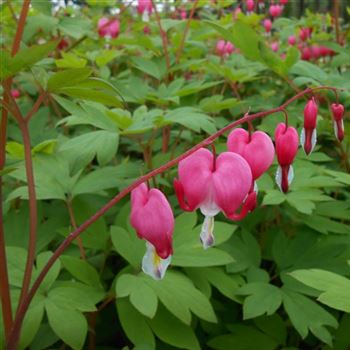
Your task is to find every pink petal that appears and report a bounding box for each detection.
[227,128,275,180]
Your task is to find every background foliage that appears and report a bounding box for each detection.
[0,0,350,349]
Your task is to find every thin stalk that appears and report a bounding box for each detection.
[0,0,31,339]
[175,0,199,64]
[6,86,340,349]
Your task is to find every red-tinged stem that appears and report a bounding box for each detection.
[6,86,340,349]
[333,0,340,45]
[175,0,199,64]
[15,121,38,317]
[152,0,171,78]
[0,0,31,340]
[24,92,46,122]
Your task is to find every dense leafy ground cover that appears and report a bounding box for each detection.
[0,1,350,349]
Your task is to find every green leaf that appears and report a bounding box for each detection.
[60,256,102,287]
[1,40,58,79]
[149,305,200,350]
[262,190,286,205]
[60,130,119,167]
[45,299,88,350]
[116,274,158,318]
[47,68,93,91]
[35,251,61,292]
[111,226,144,269]
[282,289,338,345]
[132,57,163,80]
[165,107,216,134]
[117,298,155,348]
[290,269,350,312]
[208,324,279,350]
[144,271,217,324]
[237,282,283,319]
[58,17,92,39]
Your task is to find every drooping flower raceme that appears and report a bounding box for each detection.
[227,128,275,192]
[174,148,254,249]
[301,98,318,155]
[130,183,174,280]
[331,103,345,142]
[275,123,299,193]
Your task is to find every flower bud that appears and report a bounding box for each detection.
[275,123,299,193]
[331,103,345,142]
[301,98,318,155]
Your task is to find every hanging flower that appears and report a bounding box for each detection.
[301,98,318,155]
[98,17,120,39]
[137,0,153,22]
[174,148,255,249]
[275,123,299,193]
[130,183,174,280]
[227,128,275,192]
[331,103,345,142]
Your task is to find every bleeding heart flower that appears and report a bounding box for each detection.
[11,89,20,99]
[263,19,272,33]
[246,0,255,12]
[138,0,153,21]
[130,183,174,280]
[98,17,120,39]
[269,4,283,17]
[225,42,234,55]
[174,148,254,249]
[280,0,288,4]
[180,10,187,19]
[288,35,296,46]
[270,41,279,52]
[299,27,312,41]
[301,98,318,155]
[216,40,226,57]
[227,128,275,190]
[300,46,312,61]
[331,103,345,142]
[275,123,299,193]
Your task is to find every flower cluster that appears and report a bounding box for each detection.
[216,40,235,58]
[129,99,345,280]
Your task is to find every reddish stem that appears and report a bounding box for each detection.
[6,86,339,349]
[152,0,171,79]
[175,0,199,64]
[0,0,31,339]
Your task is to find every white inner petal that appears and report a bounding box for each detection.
[142,242,171,280]
[288,165,294,186]
[333,120,344,140]
[275,165,282,192]
[300,127,305,148]
[253,181,258,194]
[311,128,317,153]
[200,215,215,249]
[142,10,150,22]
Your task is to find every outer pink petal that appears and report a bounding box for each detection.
[227,128,275,180]
[108,20,120,38]
[212,152,252,216]
[275,123,299,166]
[130,185,174,259]
[177,148,214,211]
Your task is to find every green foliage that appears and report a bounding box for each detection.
[1,1,349,350]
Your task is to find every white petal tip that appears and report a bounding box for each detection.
[200,216,215,249]
[142,243,171,280]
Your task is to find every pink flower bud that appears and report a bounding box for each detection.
[270,41,279,52]
[58,38,69,50]
[174,148,253,248]
[311,45,321,60]
[301,46,312,61]
[216,40,226,56]
[301,98,318,155]
[246,0,255,12]
[331,103,345,142]
[269,4,283,17]
[275,123,299,193]
[98,17,120,38]
[280,0,288,4]
[263,19,272,33]
[225,42,234,55]
[288,35,296,46]
[299,27,312,41]
[137,0,153,14]
[130,183,174,279]
[180,10,187,19]
[11,89,20,99]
